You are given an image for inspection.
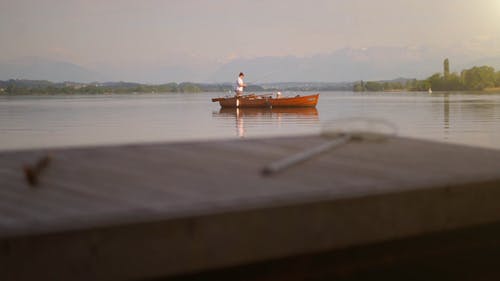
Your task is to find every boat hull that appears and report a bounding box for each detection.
[212,94,319,108]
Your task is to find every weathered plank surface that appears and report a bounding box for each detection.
[0,135,500,281]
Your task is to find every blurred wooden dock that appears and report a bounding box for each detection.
[1,135,500,281]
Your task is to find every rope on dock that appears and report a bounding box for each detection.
[262,118,398,175]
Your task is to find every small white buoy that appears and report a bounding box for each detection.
[428,88,433,94]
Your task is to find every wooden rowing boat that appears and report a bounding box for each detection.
[212,93,319,108]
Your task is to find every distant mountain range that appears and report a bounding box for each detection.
[0,57,106,83]
[213,47,500,83]
[212,47,435,83]
[1,47,500,83]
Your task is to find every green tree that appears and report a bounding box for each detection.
[160,83,178,92]
[442,72,463,90]
[462,66,496,90]
[6,84,15,94]
[353,81,365,92]
[179,83,201,93]
[406,79,430,91]
[364,81,384,91]
[426,71,463,91]
[427,73,444,90]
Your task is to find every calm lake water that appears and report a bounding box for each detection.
[1,91,500,151]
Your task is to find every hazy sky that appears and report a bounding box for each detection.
[1,0,499,70]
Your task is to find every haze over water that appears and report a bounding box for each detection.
[1,91,500,151]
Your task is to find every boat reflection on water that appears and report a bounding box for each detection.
[213,107,319,138]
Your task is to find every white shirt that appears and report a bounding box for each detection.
[235,77,244,92]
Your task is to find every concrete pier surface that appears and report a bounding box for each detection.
[1,135,500,280]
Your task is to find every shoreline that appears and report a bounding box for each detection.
[2,89,500,96]
[484,87,500,92]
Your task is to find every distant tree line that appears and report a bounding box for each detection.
[0,80,265,95]
[427,65,500,91]
[2,60,500,95]
[354,59,500,92]
[353,80,405,92]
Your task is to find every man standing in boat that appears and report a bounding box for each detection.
[235,72,247,97]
